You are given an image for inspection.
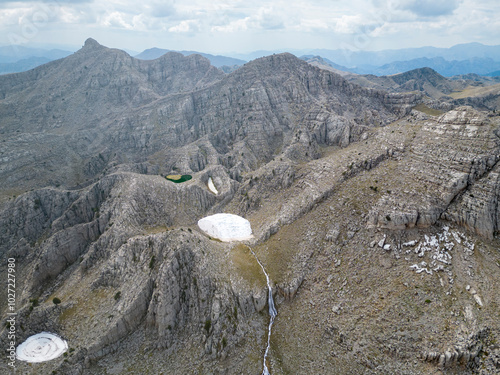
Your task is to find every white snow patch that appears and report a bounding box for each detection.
[198,213,253,242]
[207,177,218,195]
[16,332,68,363]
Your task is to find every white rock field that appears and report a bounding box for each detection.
[198,213,253,241]
[16,332,68,363]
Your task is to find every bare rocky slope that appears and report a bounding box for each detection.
[0,39,416,199]
[1,39,500,375]
[302,55,500,112]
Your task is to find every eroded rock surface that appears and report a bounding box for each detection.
[367,106,500,238]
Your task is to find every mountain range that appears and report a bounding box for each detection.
[2,42,500,77]
[349,56,500,77]
[135,47,247,68]
[0,45,72,75]
[303,42,500,68]
[0,38,499,375]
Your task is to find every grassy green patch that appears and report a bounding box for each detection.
[59,288,110,326]
[254,227,299,285]
[143,225,169,234]
[166,174,192,183]
[231,244,267,289]
[413,104,444,116]
[448,83,500,99]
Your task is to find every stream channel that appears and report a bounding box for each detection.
[249,247,277,375]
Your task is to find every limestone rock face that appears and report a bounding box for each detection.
[437,105,492,125]
[367,106,500,238]
[443,163,500,238]
[0,40,415,197]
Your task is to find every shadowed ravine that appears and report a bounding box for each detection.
[250,247,278,375]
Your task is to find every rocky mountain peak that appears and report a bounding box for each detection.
[82,37,103,51]
[246,52,304,71]
[390,67,445,85]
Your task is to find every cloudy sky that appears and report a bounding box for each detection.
[0,0,499,54]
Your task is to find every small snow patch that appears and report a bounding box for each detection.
[208,177,218,195]
[198,213,253,242]
[16,332,68,363]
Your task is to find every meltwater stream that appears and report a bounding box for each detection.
[250,248,277,375]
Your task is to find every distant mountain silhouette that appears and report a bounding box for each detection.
[304,42,500,68]
[135,48,246,68]
[0,46,72,75]
[351,57,500,77]
[0,56,52,75]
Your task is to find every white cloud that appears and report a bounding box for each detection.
[210,6,286,33]
[168,19,199,34]
[292,18,329,32]
[334,15,364,33]
[103,11,133,29]
[211,17,250,33]
[0,0,498,53]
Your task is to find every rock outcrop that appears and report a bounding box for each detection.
[367,106,500,238]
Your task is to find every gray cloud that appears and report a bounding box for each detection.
[146,0,177,19]
[395,0,462,17]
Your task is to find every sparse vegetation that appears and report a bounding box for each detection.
[204,319,211,333]
[231,244,266,288]
[413,103,444,116]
